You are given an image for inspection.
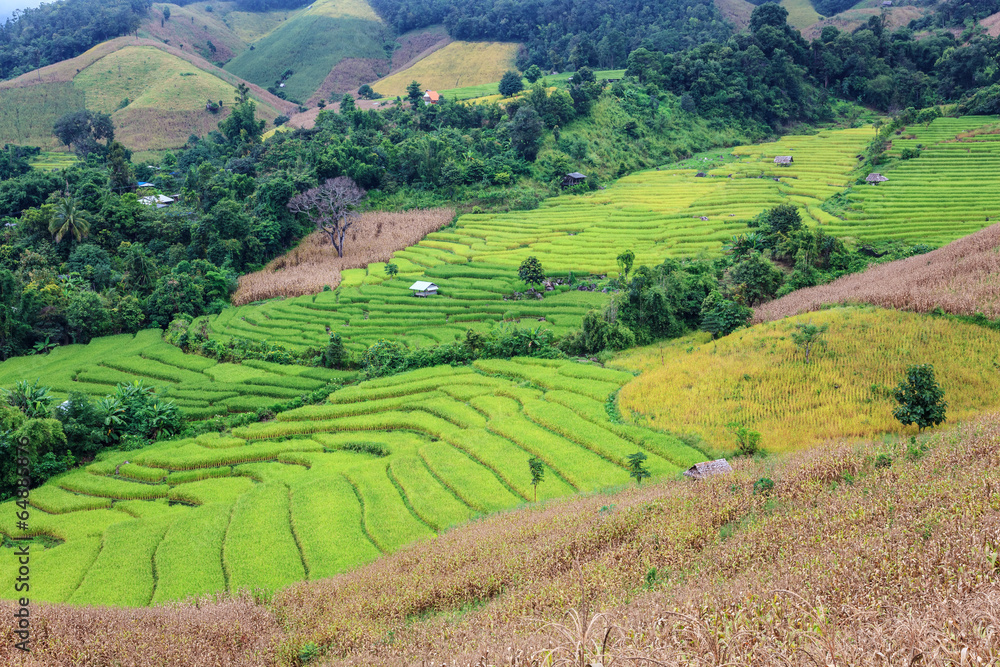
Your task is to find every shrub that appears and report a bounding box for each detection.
[726,422,762,456]
[753,477,775,495]
[518,256,545,286]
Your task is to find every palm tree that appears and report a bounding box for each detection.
[49,196,91,243]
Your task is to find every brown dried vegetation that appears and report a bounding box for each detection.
[232,208,453,305]
[5,414,1000,665]
[756,222,1000,323]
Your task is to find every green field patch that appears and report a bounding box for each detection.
[223,483,305,593]
[28,485,113,514]
[152,501,233,604]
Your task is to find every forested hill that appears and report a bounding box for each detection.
[0,0,151,80]
[368,0,734,70]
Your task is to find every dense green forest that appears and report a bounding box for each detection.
[0,0,151,80]
[368,0,733,69]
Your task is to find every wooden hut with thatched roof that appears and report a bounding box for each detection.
[866,173,889,185]
[683,459,734,480]
[774,156,793,165]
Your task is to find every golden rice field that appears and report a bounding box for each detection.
[0,359,704,606]
[613,307,1000,452]
[372,41,520,98]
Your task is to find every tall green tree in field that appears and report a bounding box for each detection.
[627,452,650,486]
[518,256,545,286]
[406,80,423,109]
[893,364,947,432]
[616,249,635,278]
[49,196,91,243]
[498,70,524,97]
[528,456,545,501]
[790,322,828,363]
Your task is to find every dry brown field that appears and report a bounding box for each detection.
[232,208,455,305]
[755,222,1000,323]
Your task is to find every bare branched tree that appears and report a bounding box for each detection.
[287,177,366,258]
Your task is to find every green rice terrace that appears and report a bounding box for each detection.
[0,329,354,419]
[0,360,704,606]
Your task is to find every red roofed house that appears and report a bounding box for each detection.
[423,90,440,105]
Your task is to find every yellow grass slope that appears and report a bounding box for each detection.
[614,307,1000,453]
[0,38,295,157]
[372,41,520,98]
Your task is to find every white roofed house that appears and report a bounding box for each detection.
[409,280,438,297]
[139,194,175,208]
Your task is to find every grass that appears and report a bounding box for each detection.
[0,82,86,149]
[372,41,520,99]
[613,306,1000,452]
[0,358,700,606]
[27,150,78,171]
[223,0,388,103]
[780,0,821,29]
[440,69,627,101]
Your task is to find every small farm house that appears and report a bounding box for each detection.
[683,459,734,480]
[139,194,175,208]
[774,156,793,165]
[562,172,586,187]
[866,173,889,185]
[422,90,440,105]
[409,280,439,297]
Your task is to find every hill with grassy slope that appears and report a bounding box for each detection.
[1,411,997,664]
[0,37,296,158]
[371,41,520,98]
[223,0,391,104]
[0,358,704,606]
[614,306,1000,451]
[139,3,250,64]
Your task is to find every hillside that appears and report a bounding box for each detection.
[0,359,704,606]
[614,306,1000,451]
[371,41,520,98]
[754,221,1000,322]
[223,0,391,104]
[139,3,249,65]
[0,37,295,157]
[1,412,997,664]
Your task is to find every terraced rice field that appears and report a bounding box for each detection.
[614,307,1000,452]
[372,41,521,99]
[197,127,870,351]
[0,329,353,419]
[203,269,608,353]
[0,359,705,605]
[824,116,1000,245]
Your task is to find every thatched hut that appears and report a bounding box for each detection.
[774,156,793,165]
[683,459,734,480]
[866,173,889,185]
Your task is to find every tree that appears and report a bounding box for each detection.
[287,176,366,258]
[627,452,650,486]
[107,141,135,194]
[499,70,524,97]
[340,94,356,114]
[49,196,91,243]
[357,84,381,100]
[235,81,250,104]
[518,256,545,286]
[616,249,635,278]
[53,110,114,157]
[729,252,783,307]
[162,6,170,20]
[509,105,544,161]
[699,291,751,339]
[528,456,545,501]
[790,322,828,363]
[524,65,543,83]
[893,364,947,432]
[219,100,265,145]
[726,422,762,456]
[321,332,346,369]
[406,80,423,109]
[750,3,790,33]
[384,262,398,277]
[765,204,803,236]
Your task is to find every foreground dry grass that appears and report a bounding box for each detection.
[3,411,999,665]
[756,222,1000,323]
[232,208,454,305]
